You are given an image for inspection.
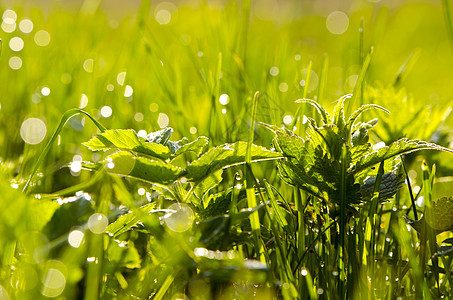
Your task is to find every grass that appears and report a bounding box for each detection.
[2,0,453,299]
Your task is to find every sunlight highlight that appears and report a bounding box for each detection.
[87,213,108,234]
[34,30,50,46]
[326,11,349,35]
[9,37,24,51]
[20,118,47,145]
[9,56,22,70]
[68,230,84,248]
[164,203,194,232]
[19,19,33,33]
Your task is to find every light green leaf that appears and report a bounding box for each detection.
[193,169,223,200]
[84,129,171,160]
[104,151,184,185]
[425,196,453,232]
[107,240,142,269]
[186,142,281,182]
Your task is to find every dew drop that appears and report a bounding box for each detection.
[20,118,47,145]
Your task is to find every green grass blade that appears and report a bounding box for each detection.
[348,47,374,115]
[23,109,106,193]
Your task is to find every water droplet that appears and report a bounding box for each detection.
[295,54,301,61]
[79,94,88,109]
[34,30,50,46]
[219,93,230,105]
[235,183,242,190]
[317,288,324,295]
[70,161,82,174]
[138,188,146,196]
[41,86,50,96]
[189,127,197,134]
[41,267,66,297]
[9,56,22,70]
[1,20,15,33]
[137,130,147,138]
[87,213,108,234]
[100,106,112,118]
[164,203,194,232]
[283,114,293,125]
[19,19,33,33]
[124,85,133,97]
[134,112,144,122]
[68,230,84,248]
[221,108,227,114]
[117,72,126,86]
[301,268,308,276]
[326,11,349,35]
[149,103,159,112]
[3,9,17,21]
[106,84,114,91]
[9,36,24,51]
[83,59,94,73]
[20,118,47,145]
[158,113,169,128]
[269,66,279,76]
[279,82,288,92]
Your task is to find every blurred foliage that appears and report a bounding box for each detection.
[2,0,453,299]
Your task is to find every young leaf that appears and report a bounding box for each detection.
[83,129,172,160]
[104,151,184,185]
[193,169,224,200]
[186,141,281,182]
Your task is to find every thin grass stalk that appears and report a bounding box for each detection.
[23,109,106,193]
[348,47,373,116]
[245,92,264,261]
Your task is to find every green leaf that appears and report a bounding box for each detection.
[107,240,142,269]
[193,169,223,200]
[106,204,154,237]
[295,98,331,124]
[104,151,184,185]
[84,129,171,160]
[332,94,351,131]
[353,139,453,176]
[146,127,173,145]
[186,142,281,182]
[174,136,209,157]
[0,179,59,241]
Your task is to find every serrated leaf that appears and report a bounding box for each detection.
[193,169,223,200]
[174,136,209,157]
[106,204,154,237]
[83,129,171,160]
[186,142,281,182]
[105,151,184,185]
[295,98,331,124]
[353,139,453,176]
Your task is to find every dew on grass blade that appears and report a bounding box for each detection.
[83,59,94,73]
[149,103,159,112]
[164,203,194,232]
[34,30,50,46]
[20,118,47,145]
[158,113,169,128]
[301,267,308,276]
[41,86,50,96]
[138,188,146,196]
[100,106,112,118]
[283,114,293,125]
[124,85,133,97]
[219,93,230,105]
[1,20,16,33]
[9,56,22,70]
[41,268,66,297]
[105,153,135,176]
[134,112,144,122]
[154,2,177,25]
[79,94,88,109]
[137,129,147,138]
[9,36,23,51]
[279,82,288,92]
[221,108,227,114]
[87,213,108,234]
[68,230,84,248]
[269,66,279,76]
[326,11,349,35]
[117,71,126,85]
[19,19,33,33]
[189,126,197,134]
[3,9,17,21]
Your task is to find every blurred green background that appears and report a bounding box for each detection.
[1,0,452,168]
